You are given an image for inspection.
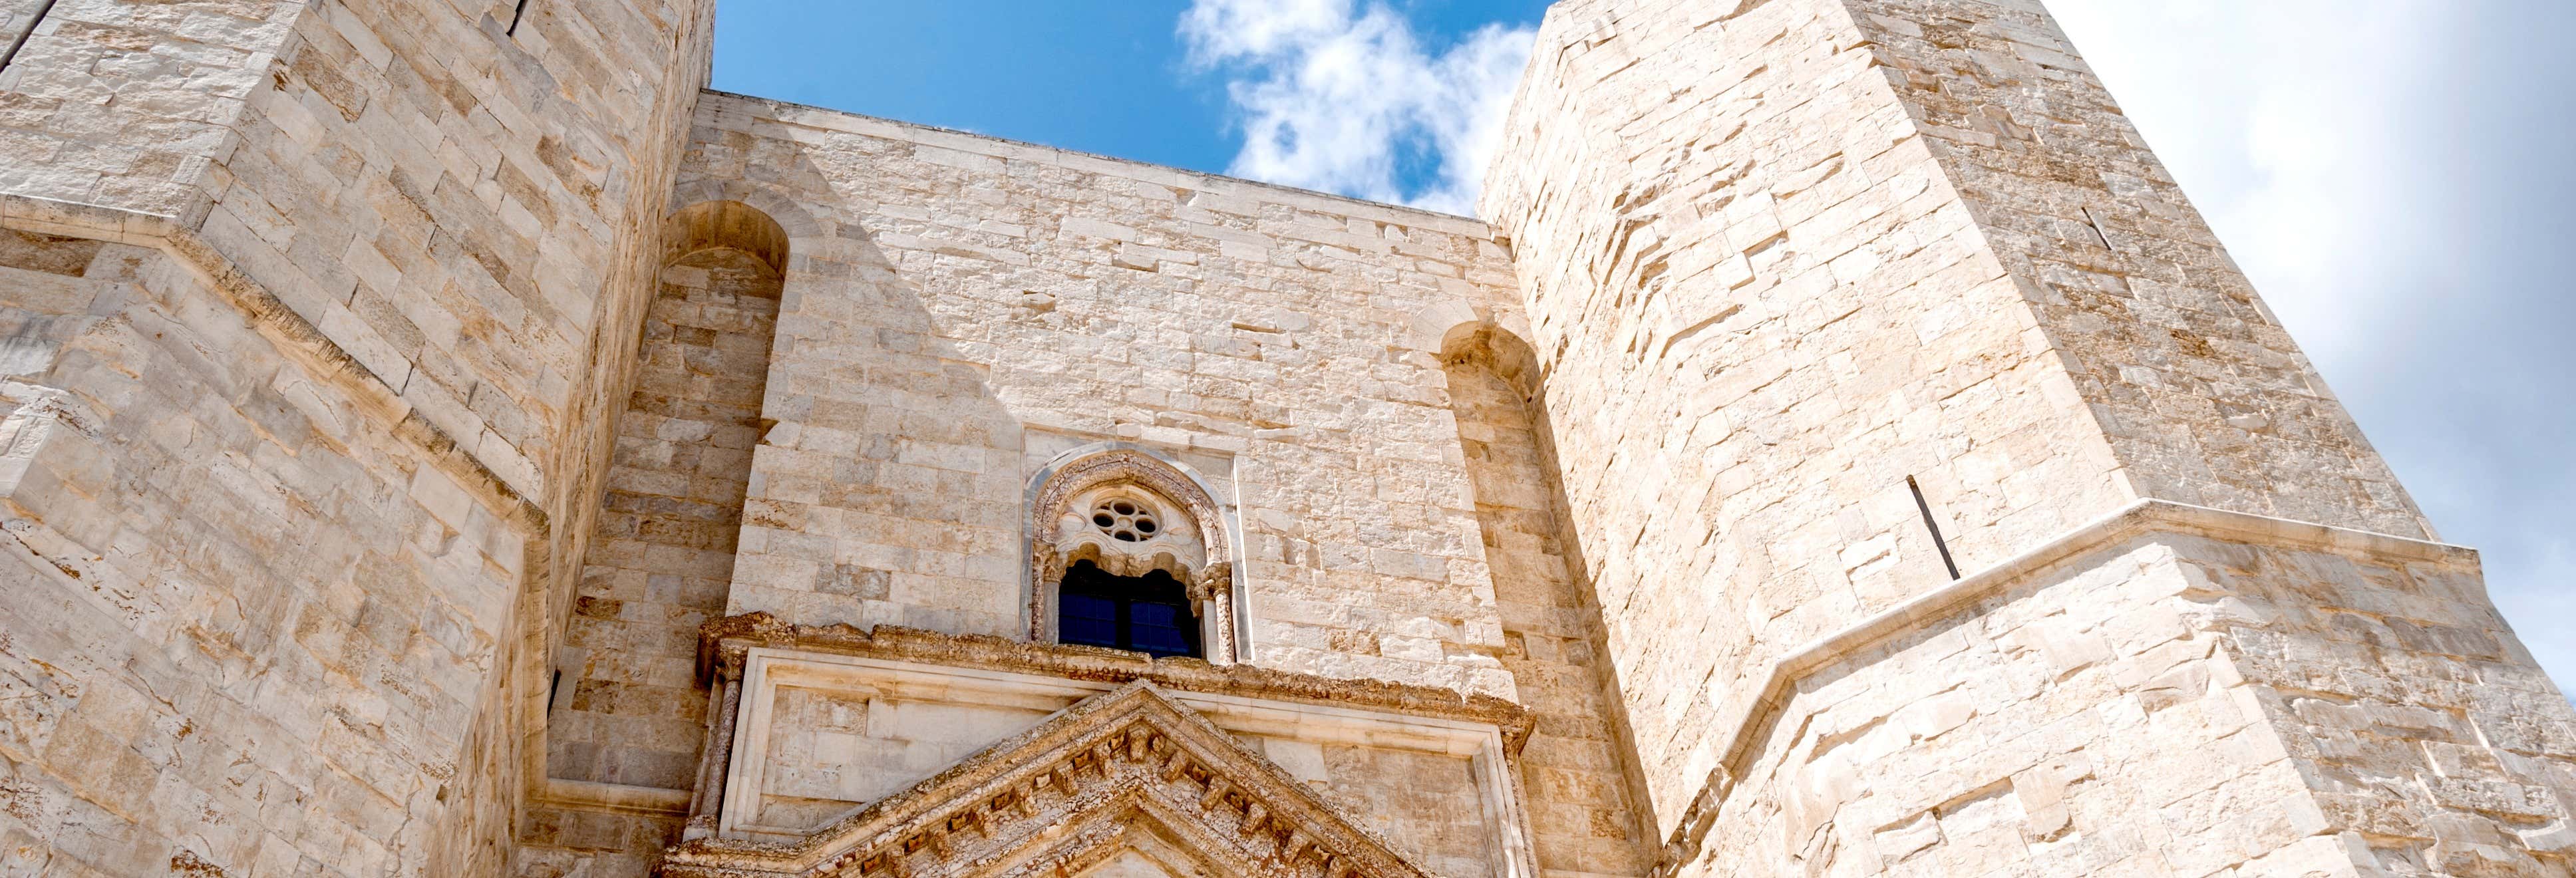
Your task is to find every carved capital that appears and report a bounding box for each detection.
[697,611,793,682]
[1027,450,1241,662]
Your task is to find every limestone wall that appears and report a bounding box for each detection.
[0,0,723,872]
[0,241,530,873]
[0,0,295,219]
[681,92,1533,700]
[1481,1,2569,873]
[1698,535,2323,876]
[1693,519,2575,876]
[215,17,724,855]
[3,0,2555,874]
[1445,329,1655,873]
[2203,533,2576,873]
[1483,0,2134,823]
[1838,0,2425,538]
[548,246,780,792]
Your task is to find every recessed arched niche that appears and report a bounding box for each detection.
[549,198,792,790]
[1027,448,1238,662]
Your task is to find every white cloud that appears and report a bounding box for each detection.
[1178,0,1533,215]
[2050,0,2576,698]
[1174,0,2576,699]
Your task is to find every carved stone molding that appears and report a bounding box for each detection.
[692,615,1532,750]
[1027,449,1241,662]
[659,682,1436,877]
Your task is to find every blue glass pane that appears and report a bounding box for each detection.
[1060,593,1118,647]
[1131,629,1191,656]
[1130,602,1195,656]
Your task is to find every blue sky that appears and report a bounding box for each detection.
[715,1,2575,696]
[715,3,1234,173]
[715,0,1554,212]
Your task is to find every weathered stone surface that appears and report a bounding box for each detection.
[0,0,717,871]
[679,94,1530,702]
[548,243,782,794]
[0,243,529,873]
[1482,0,2572,875]
[0,0,2566,875]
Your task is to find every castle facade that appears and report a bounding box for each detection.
[0,0,2569,875]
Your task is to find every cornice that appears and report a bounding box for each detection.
[661,681,1436,877]
[697,615,1534,754]
[1653,499,2478,875]
[0,193,547,533]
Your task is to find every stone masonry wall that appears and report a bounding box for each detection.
[0,0,293,218]
[548,247,780,792]
[222,16,723,857]
[2199,534,2576,873]
[684,93,1532,702]
[0,240,530,874]
[1482,0,2134,825]
[1698,536,2329,877]
[1444,329,1656,875]
[1838,0,2426,539]
[0,0,722,871]
[1482,1,2563,871]
[1693,526,2575,877]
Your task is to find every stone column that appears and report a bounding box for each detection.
[1482,0,2576,873]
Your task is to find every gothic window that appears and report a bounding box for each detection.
[1057,561,1201,658]
[1028,448,1239,662]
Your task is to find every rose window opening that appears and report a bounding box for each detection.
[1092,499,1160,542]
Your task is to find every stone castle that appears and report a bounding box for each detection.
[0,0,2569,874]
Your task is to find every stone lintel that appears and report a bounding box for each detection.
[538,778,695,817]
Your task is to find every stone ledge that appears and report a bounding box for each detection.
[1651,498,2479,874]
[537,778,694,817]
[0,192,548,537]
[696,89,1504,235]
[698,615,1537,753]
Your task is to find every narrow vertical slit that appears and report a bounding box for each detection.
[1907,476,1961,581]
[0,0,61,74]
[2079,206,2116,251]
[507,0,534,36]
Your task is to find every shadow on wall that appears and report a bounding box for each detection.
[1440,324,1661,873]
[520,199,803,873]
[677,159,1034,637]
[546,199,790,791]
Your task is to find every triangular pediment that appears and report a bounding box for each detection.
[660,682,1435,878]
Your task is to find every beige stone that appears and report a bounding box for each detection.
[0,0,2565,875]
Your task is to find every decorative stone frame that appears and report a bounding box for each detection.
[1027,447,1241,663]
[675,617,1541,875]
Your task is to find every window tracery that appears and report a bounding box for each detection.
[1029,450,1237,662]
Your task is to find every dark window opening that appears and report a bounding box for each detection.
[1058,561,1200,658]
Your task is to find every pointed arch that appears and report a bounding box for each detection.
[1027,446,1241,664]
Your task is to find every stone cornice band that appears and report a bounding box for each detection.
[1653,498,2478,874]
[0,193,548,533]
[697,615,1536,753]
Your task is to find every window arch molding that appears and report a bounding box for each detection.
[1025,446,1241,663]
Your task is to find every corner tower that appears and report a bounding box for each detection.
[1484,0,2576,873]
[0,0,717,873]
